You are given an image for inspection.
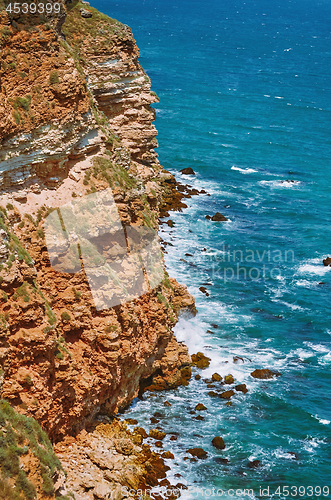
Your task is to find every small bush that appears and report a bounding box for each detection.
[49,71,59,84]
[15,95,31,111]
[61,312,71,322]
[72,288,81,300]
[13,111,21,124]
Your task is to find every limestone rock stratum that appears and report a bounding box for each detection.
[0,1,196,496]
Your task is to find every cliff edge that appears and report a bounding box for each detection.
[0,2,195,497]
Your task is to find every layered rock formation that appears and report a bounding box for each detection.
[0,1,196,497]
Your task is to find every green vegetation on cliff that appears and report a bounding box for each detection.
[0,400,63,499]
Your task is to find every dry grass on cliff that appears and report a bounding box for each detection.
[63,0,126,55]
[0,400,63,499]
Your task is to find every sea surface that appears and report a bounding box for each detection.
[93,0,331,496]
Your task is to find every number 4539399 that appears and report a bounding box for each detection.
[274,486,330,497]
[6,3,61,14]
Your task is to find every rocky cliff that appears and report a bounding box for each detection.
[0,1,195,497]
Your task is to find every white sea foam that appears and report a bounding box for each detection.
[296,262,331,276]
[304,342,329,353]
[273,300,305,311]
[259,179,301,188]
[314,415,330,425]
[231,166,258,174]
[221,143,238,148]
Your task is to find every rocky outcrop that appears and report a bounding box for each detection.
[0,0,196,462]
[54,419,171,499]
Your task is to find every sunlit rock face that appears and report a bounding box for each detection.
[0,2,195,443]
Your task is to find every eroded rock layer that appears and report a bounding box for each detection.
[0,0,195,457]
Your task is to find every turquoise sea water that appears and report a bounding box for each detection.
[94,0,331,496]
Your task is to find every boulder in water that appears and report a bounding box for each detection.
[224,374,235,384]
[149,429,166,440]
[191,352,211,369]
[235,384,248,394]
[211,212,228,221]
[212,436,226,450]
[323,257,331,266]
[180,167,195,175]
[251,369,281,379]
[186,448,208,459]
[195,403,207,411]
[220,390,235,399]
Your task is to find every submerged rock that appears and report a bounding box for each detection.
[248,459,262,468]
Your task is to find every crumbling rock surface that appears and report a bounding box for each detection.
[0,0,196,453]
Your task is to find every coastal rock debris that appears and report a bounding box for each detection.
[186,448,208,459]
[208,212,228,221]
[251,369,281,379]
[195,403,207,411]
[191,352,211,369]
[224,374,235,384]
[219,390,235,399]
[235,383,248,394]
[212,436,226,450]
[149,429,166,440]
[180,167,195,175]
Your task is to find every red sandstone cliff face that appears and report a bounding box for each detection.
[0,0,196,449]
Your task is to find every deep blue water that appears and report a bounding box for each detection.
[93,0,331,496]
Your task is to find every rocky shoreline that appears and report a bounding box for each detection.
[0,2,287,498]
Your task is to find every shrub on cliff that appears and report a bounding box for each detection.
[0,400,64,499]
